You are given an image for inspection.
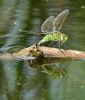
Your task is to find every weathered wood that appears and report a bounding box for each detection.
[39,46,85,60]
[0,45,85,60]
[12,45,85,60]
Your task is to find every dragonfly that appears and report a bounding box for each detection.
[38,9,69,47]
[15,9,69,61]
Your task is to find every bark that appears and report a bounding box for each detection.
[13,45,85,60]
[0,45,85,60]
[39,46,85,60]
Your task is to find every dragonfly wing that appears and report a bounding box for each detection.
[41,16,55,33]
[53,9,69,32]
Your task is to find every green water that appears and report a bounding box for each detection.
[0,0,85,100]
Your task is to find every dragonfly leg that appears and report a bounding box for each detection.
[58,40,63,48]
[50,41,63,48]
[50,41,57,47]
[58,40,66,56]
[58,48,66,56]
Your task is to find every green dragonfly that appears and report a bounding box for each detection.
[38,9,69,47]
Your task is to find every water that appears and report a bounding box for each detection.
[0,0,85,100]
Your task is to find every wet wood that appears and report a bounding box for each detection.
[39,46,85,60]
[13,45,85,60]
[0,45,85,60]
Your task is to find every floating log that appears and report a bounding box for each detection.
[0,44,85,60]
[39,46,85,60]
[13,44,85,60]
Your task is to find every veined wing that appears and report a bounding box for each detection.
[41,16,55,33]
[53,9,69,32]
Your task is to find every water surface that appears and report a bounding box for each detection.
[0,0,85,100]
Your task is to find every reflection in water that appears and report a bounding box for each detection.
[0,0,29,52]
[0,0,85,100]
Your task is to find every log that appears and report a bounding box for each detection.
[39,46,85,60]
[0,45,85,60]
[12,45,85,60]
